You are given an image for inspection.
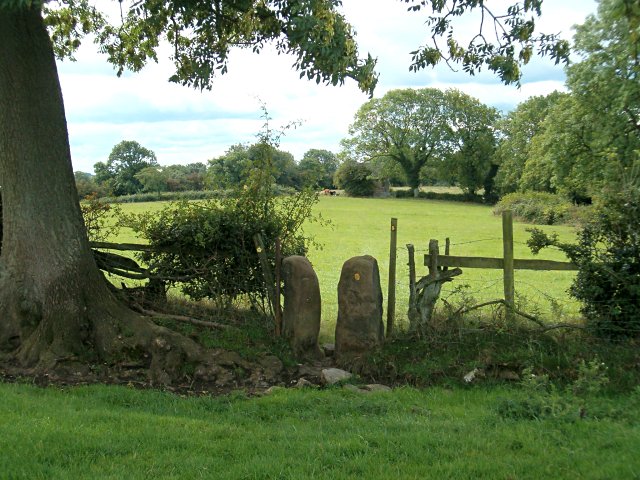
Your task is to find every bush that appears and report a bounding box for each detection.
[99,190,229,204]
[527,165,640,337]
[494,191,586,225]
[121,152,320,309]
[80,194,121,242]
[333,161,375,197]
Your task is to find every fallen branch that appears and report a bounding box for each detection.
[455,299,545,328]
[454,299,589,332]
[132,304,233,330]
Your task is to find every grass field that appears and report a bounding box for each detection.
[2,197,637,479]
[113,196,579,339]
[1,381,639,479]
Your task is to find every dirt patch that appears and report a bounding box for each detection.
[0,349,338,397]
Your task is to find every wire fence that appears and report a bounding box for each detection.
[310,236,580,335]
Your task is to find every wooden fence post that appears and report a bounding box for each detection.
[502,210,515,321]
[407,244,418,326]
[427,239,439,279]
[386,218,398,337]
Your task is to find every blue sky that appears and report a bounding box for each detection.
[57,0,598,173]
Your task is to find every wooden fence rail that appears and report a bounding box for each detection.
[426,255,578,271]
[423,210,577,321]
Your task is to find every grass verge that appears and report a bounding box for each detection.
[1,382,638,479]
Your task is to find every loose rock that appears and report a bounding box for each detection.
[362,384,392,392]
[321,368,352,385]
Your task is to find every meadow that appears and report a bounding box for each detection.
[3,197,639,479]
[113,196,579,339]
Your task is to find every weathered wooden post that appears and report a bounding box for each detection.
[502,210,515,321]
[409,240,462,334]
[386,218,398,336]
[407,244,419,326]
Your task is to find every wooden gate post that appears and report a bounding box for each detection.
[386,218,398,336]
[502,210,515,321]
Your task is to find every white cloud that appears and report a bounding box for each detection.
[58,0,597,173]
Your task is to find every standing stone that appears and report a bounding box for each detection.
[335,255,384,364]
[282,256,323,360]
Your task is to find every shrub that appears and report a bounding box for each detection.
[333,161,375,197]
[527,164,640,337]
[80,193,121,242]
[393,189,488,203]
[494,191,586,225]
[99,189,230,204]
[121,142,321,309]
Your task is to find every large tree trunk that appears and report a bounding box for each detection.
[0,6,200,379]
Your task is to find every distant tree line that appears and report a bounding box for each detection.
[78,0,637,209]
[75,140,341,199]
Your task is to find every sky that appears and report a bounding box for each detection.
[56,0,599,174]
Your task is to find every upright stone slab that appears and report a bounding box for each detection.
[282,256,323,360]
[335,255,384,365]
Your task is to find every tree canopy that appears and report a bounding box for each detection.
[494,0,640,202]
[298,149,339,189]
[341,87,498,196]
[207,142,299,189]
[493,91,565,195]
[94,140,158,196]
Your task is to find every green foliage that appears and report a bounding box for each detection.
[298,148,339,189]
[207,143,300,190]
[340,88,453,192]
[494,191,584,225]
[494,92,566,195]
[333,161,375,197]
[527,165,640,337]
[496,359,613,421]
[43,0,378,95]
[440,90,500,196]
[341,88,499,194]
[79,193,121,243]
[123,112,320,308]
[42,0,104,60]
[100,190,229,204]
[394,189,485,203]
[94,140,158,196]
[135,166,169,194]
[74,170,109,199]
[122,188,315,308]
[495,0,640,202]
[404,0,570,85]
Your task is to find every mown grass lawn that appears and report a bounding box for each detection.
[1,381,639,479]
[114,196,579,339]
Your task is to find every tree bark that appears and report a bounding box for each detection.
[0,6,196,377]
